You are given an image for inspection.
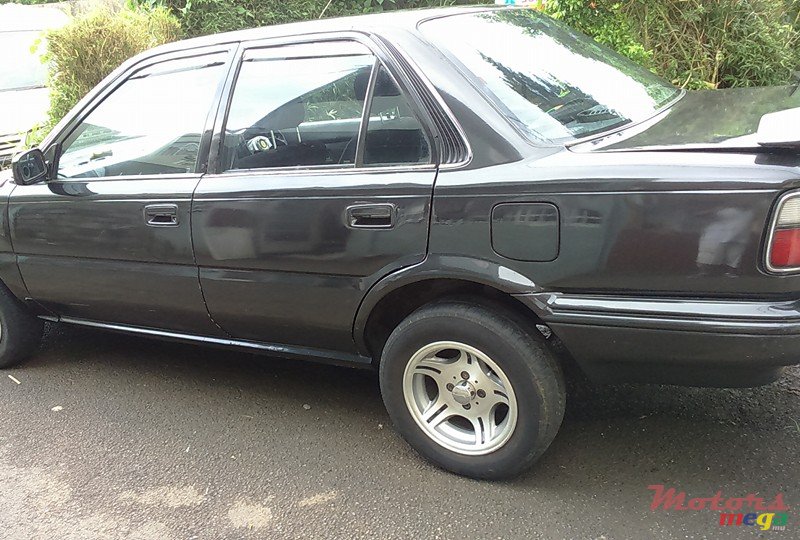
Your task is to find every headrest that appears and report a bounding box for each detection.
[263,98,305,130]
[354,67,402,101]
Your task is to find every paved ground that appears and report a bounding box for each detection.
[0,323,797,540]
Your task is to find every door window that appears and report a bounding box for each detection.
[57,54,227,179]
[363,65,430,166]
[222,44,374,171]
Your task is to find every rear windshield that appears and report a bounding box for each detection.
[420,10,680,143]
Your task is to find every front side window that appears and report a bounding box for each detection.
[57,54,227,179]
[222,44,374,171]
[421,10,681,142]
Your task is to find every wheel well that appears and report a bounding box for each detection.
[362,279,547,362]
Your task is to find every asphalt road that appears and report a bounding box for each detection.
[0,323,797,540]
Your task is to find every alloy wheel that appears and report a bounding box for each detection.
[402,341,518,455]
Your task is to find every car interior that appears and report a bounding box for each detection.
[225,65,430,171]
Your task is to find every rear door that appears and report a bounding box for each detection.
[9,47,234,335]
[193,37,437,353]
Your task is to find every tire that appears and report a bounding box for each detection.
[379,299,565,480]
[0,282,44,369]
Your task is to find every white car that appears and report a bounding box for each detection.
[0,3,69,167]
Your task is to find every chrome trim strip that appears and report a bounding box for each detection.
[207,163,436,178]
[519,293,800,335]
[49,316,373,365]
[765,190,800,274]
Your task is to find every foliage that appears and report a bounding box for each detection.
[624,0,800,89]
[544,0,800,89]
[0,0,54,4]
[161,0,464,38]
[38,3,181,136]
[542,0,651,67]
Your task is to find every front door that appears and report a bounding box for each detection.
[9,49,232,335]
[193,40,437,353]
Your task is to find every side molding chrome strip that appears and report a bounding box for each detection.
[44,316,373,366]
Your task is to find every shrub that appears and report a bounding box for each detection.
[40,3,181,134]
[544,0,800,89]
[542,0,652,67]
[624,0,799,89]
[166,0,469,38]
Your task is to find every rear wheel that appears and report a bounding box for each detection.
[0,283,44,369]
[379,300,565,480]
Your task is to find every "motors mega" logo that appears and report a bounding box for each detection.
[647,484,790,531]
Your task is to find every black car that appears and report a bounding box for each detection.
[5,6,800,479]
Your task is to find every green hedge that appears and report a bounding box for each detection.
[544,0,800,89]
[37,3,181,138]
[165,0,470,38]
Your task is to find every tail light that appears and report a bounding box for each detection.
[767,192,800,272]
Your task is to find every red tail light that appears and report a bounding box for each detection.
[767,192,800,272]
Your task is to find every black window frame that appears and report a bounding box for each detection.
[207,32,439,176]
[45,44,238,182]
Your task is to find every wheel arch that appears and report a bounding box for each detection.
[354,255,550,361]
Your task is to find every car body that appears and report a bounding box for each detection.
[4,6,800,478]
[0,3,69,168]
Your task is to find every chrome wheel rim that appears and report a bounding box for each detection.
[402,341,518,456]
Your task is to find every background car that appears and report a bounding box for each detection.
[0,3,69,168]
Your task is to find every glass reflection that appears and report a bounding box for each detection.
[422,10,680,142]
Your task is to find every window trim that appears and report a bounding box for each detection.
[370,34,472,169]
[48,45,237,182]
[354,58,380,168]
[207,31,438,176]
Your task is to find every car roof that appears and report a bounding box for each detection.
[148,5,498,54]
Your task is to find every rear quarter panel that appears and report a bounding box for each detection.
[430,149,800,297]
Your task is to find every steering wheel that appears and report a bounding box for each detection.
[244,131,288,155]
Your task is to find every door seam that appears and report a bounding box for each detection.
[189,176,232,338]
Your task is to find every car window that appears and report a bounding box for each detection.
[222,44,374,171]
[421,10,681,143]
[363,65,430,166]
[57,54,227,179]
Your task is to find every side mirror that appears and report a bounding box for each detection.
[11,148,48,185]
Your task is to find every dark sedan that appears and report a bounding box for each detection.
[5,6,800,479]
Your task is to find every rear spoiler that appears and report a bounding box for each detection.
[757,107,800,150]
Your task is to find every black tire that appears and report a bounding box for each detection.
[0,283,44,369]
[379,299,565,480]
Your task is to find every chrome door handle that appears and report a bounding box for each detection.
[345,203,395,228]
[144,204,179,227]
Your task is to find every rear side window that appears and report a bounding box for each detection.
[364,65,430,167]
[58,54,227,179]
[221,41,431,172]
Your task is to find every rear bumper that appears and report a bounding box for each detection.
[516,293,800,387]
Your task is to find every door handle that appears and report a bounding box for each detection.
[144,204,179,227]
[346,203,395,229]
